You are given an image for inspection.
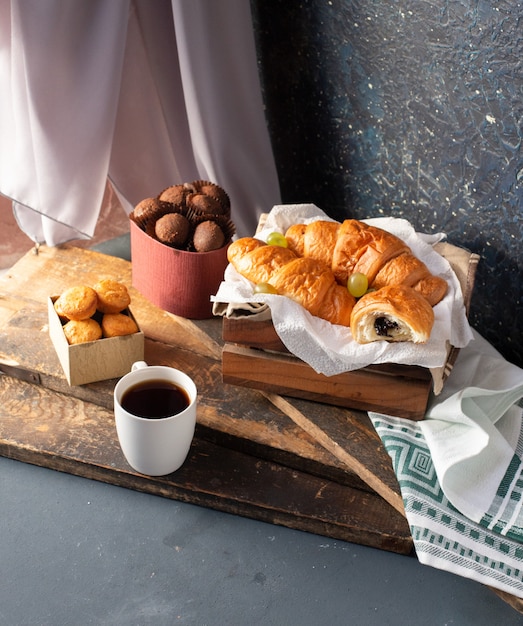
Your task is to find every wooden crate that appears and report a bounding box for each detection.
[222,241,479,421]
[3,246,519,613]
[222,318,436,420]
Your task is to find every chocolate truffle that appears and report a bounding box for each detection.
[155,213,190,247]
[198,183,230,212]
[158,185,187,208]
[132,197,165,227]
[193,220,225,252]
[186,192,224,216]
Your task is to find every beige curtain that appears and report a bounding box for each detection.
[0,0,281,245]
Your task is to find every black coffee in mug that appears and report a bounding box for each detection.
[121,379,190,419]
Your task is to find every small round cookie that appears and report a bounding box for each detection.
[101,313,139,338]
[94,279,131,314]
[63,319,102,345]
[54,285,98,321]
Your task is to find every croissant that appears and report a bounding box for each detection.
[285,219,448,306]
[350,285,435,344]
[227,237,356,326]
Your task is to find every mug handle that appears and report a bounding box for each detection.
[131,361,148,371]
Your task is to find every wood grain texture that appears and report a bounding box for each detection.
[222,344,432,421]
[263,392,405,515]
[0,374,412,554]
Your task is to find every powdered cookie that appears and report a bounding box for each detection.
[63,318,102,344]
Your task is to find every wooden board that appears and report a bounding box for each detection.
[0,245,411,553]
[3,247,522,613]
[0,374,410,554]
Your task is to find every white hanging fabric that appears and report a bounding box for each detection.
[0,0,130,245]
[0,0,281,245]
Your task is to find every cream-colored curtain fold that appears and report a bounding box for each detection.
[0,0,281,245]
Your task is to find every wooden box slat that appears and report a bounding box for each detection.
[222,316,433,421]
[222,343,432,420]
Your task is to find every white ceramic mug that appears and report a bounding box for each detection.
[114,361,197,476]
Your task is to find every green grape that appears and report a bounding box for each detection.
[266,231,288,247]
[253,282,278,295]
[347,272,368,298]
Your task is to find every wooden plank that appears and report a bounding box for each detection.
[223,316,288,352]
[222,344,432,421]
[223,315,435,380]
[0,301,373,493]
[222,316,431,381]
[0,374,412,554]
[0,245,411,543]
[262,393,405,516]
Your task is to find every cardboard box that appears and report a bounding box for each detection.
[48,297,144,386]
[130,219,229,319]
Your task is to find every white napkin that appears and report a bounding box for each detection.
[213,204,473,376]
[370,331,523,597]
[418,330,523,540]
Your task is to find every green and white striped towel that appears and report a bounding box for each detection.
[370,330,523,598]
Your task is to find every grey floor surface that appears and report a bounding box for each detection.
[1,455,522,626]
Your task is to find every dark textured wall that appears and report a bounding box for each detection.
[251,0,522,367]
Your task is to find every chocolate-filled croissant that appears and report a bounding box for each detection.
[350,285,435,344]
[227,238,356,326]
[285,219,448,306]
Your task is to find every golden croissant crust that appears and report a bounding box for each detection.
[227,238,356,326]
[285,219,448,306]
[228,216,447,344]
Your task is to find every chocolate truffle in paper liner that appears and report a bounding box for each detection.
[191,180,230,214]
[155,212,191,248]
[144,218,158,240]
[193,220,226,252]
[186,192,226,217]
[157,184,189,209]
[189,213,235,251]
[130,197,167,230]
